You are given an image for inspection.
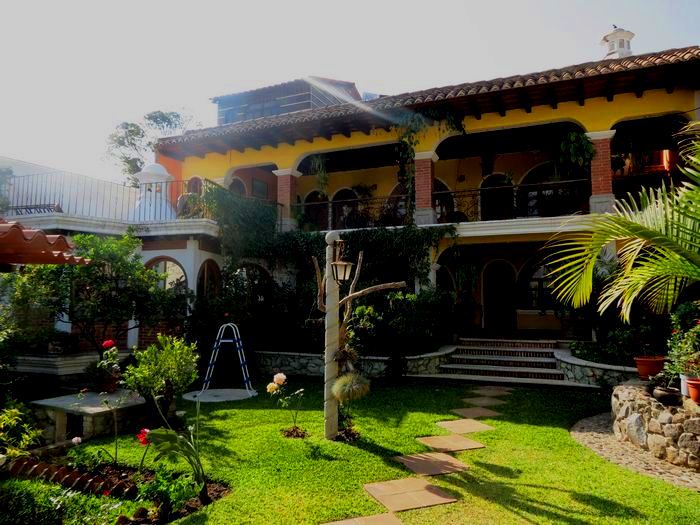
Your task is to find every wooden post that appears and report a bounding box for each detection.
[324,231,340,439]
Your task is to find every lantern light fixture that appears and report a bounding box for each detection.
[330,239,354,283]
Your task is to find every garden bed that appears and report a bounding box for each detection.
[5,456,229,523]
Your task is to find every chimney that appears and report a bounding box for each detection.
[601,26,635,59]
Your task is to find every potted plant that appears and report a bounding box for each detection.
[665,302,700,395]
[634,355,666,380]
[686,359,700,403]
[648,372,683,406]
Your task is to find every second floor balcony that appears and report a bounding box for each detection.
[292,178,591,232]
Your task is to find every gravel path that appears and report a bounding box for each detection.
[571,412,700,492]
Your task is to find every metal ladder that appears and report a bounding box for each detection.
[199,323,256,397]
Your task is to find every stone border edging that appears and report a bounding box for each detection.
[554,350,637,386]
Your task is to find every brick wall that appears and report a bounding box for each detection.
[414,158,434,209]
[276,173,297,218]
[590,138,613,196]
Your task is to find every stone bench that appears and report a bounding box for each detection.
[32,390,145,443]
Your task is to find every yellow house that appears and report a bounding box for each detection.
[157,44,700,337]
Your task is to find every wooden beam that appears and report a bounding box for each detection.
[497,97,506,117]
[470,101,482,120]
[604,80,615,102]
[519,92,532,113]
[548,89,558,110]
[576,83,585,107]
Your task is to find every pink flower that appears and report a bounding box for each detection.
[102,340,116,349]
[273,373,287,386]
[71,436,82,445]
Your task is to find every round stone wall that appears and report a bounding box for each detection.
[611,383,700,471]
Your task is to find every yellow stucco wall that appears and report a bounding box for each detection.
[179,88,695,195]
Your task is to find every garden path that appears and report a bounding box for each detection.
[325,385,511,524]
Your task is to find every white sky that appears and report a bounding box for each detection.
[1,0,698,181]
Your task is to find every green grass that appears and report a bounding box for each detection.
[20,380,700,524]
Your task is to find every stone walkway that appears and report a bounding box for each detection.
[571,412,700,492]
[325,386,508,524]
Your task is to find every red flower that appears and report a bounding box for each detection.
[102,340,116,349]
[696,320,700,325]
[672,329,680,334]
[224,312,229,318]
[102,489,110,496]
[136,428,151,446]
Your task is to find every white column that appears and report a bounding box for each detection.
[324,231,340,439]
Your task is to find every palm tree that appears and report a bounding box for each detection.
[547,123,700,322]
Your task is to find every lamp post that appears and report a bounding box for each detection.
[324,231,341,439]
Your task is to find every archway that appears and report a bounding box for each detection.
[379,183,408,226]
[332,188,363,229]
[482,260,517,333]
[302,190,329,230]
[480,174,514,221]
[197,259,221,298]
[146,257,188,291]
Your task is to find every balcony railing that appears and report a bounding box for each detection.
[434,179,591,223]
[294,195,412,231]
[3,174,226,223]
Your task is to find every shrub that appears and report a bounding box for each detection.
[137,469,196,519]
[0,400,42,457]
[122,335,198,408]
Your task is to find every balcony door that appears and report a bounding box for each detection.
[482,260,517,333]
[480,174,514,221]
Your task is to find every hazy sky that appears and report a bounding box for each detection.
[1,0,698,181]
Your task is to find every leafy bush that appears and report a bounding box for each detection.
[122,335,198,407]
[570,321,661,366]
[665,301,700,377]
[137,469,196,517]
[0,479,143,525]
[0,400,42,457]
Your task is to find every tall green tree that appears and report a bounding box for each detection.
[107,111,192,184]
[547,123,700,321]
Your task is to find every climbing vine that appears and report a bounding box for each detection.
[391,107,467,218]
[308,154,329,194]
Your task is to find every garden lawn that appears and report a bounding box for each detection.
[70,380,699,524]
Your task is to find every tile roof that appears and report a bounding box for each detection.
[160,46,700,148]
[0,219,90,265]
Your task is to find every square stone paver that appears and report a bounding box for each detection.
[417,434,485,452]
[437,418,495,434]
[451,407,501,418]
[324,513,402,524]
[395,452,469,475]
[364,478,457,512]
[471,386,512,396]
[462,396,507,407]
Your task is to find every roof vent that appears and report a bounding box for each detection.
[601,25,635,59]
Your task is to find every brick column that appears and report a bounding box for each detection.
[586,130,616,213]
[414,152,438,225]
[273,168,300,231]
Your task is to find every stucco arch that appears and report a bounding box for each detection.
[291,140,397,173]
[223,163,279,188]
[479,172,512,189]
[518,160,557,186]
[608,110,689,132]
[145,256,189,290]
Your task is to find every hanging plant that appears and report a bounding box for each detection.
[309,154,329,194]
[557,131,595,179]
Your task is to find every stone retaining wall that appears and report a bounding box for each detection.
[256,347,455,379]
[555,351,637,386]
[611,383,700,471]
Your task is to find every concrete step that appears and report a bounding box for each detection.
[459,338,559,349]
[454,346,557,358]
[439,363,565,380]
[450,354,558,369]
[407,373,598,388]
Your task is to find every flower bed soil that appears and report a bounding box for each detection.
[5,456,228,523]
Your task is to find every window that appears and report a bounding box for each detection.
[148,258,187,291]
[619,39,625,49]
[608,41,615,51]
[252,179,268,199]
[522,265,554,311]
[229,179,246,196]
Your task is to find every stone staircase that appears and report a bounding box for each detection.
[411,337,596,387]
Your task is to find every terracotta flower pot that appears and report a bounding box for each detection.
[633,356,665,379]
[687,378,700,404]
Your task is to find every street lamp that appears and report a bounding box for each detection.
[330,239,354,283]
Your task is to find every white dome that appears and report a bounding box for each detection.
[135,163,173,184]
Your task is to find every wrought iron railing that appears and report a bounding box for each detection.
[293,195,412,231]
[1,174,279,224]
[433,179,591,223]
